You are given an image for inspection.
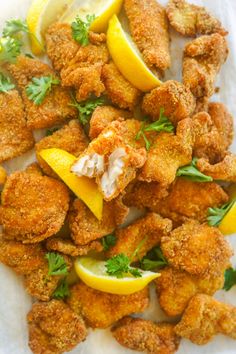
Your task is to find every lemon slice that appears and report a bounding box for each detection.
[75,257,160,295]
[107,15,162,92]
[219,201,236,235]
[27,0,74,55]
[39,148,103,220]
[62,0,123,33]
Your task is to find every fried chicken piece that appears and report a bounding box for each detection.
[197,153,236,182]
[112,317,180,354]
[68,282,149,328]
[68,197,129,245]
[142,81,196,126]
[6,56,76,129]
[175,294,236,344]
[27,300,87,354]
[89,105,132,139]
[25,162,43,176]
[161,220,233,278]
[183,34,229,99]
[46,237,103,257]
[107,213,172,262]
[124,0,170,72]
[36,120,88,177]
[155,267,225,317]
[0,171,70,243]
[138,119,193,185]
[102,62,141,110]
[147,178,228,225]
[71,120,147,200]
[0,90,34,162]
[166,0,227,37]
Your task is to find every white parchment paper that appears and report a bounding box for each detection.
[0,1,236,353]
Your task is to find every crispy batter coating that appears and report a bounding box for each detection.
[107,213,172,262]
[174,294,236,344]
[25,162,43,176]
[36,120,88,177]
[112,317,180,354]
[0,90,34,162]
[27,300,87,354]
[68,282,149,328]
[124,0,170,71]
[138,119,193,185]
[166,0,227,37]
[197,153,236,182]
[69,198,129,245]
[6,56,76,129]
[0,171,70,243]
[161,220,233,278]
[46,237,103,257]
[147,178,229,225]
[0,165,7,185]
[155,267,225,317]
[89,105,132,140]
[102,62,141,110]
[142,81,196,126]
[183,34,228,99]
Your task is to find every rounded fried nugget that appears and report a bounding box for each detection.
[197,153,236,182]
[112,317,180,354]
[46,237,103,257]
[27,300,87,354]
[155,267,225,317]
[0,171,70,243]
[68,282,149,328]
[161,221,233,278]
[142,80,196,126]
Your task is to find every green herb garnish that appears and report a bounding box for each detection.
[71,15,95,46]
[0,36,21,63]
[207,200,235,227]
[141,246,168,270]
[176,157,213,182]
[45,252,68,276]
[70,95,105,125]
[101,234,117,251]
[26,76,60,105]
[46,127,60,137]
[105,253,142,278]
[53,278,70,299]
[223,267,236,291]
[0,73,15,93]
[2,19,29,37]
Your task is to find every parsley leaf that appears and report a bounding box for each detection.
[141,246,168,271]
[223,267,236,291]
[0,36,21,63]
[26,76,60,105]
[45,252,69,276]
[71,15,95,46]
[46,127,59,137]
[176,157,213,182]
[53,278,70,299]
[105,253,142,278]
[70,95,105,125]
[2,19,28,37]
[0,73,15,93]
[101,234,117,251]
[207,200,235,227]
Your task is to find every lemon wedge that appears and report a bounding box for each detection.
[62,0,123,33]
[74,257,160,295]
[107,15,162,92]
[219,201,236,235]
[27,0,74,55]
[39,148,103,220]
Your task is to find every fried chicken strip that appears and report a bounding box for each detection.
[175,294,236,344]
[112,317,180,354]
[124,0,170,72]
[46,237,103,257]
[197,153,236,182]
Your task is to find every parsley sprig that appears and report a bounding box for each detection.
[135,108,174,151]
[26,76,60,105]
[101,234,117,251]
[0,73,15,93]
[46,127,60,137]
[207,200,235,227]
[223,267,236,291]
[71,15,95,46]
[2,19,29,37]
[141,246,168,271]
[0,36,21,63]
[53,278,70,299]
[45,252,69,276]
[176,158,213,182]
[70,94,105,125]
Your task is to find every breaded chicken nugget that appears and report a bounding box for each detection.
[0,171,70,243]
[174,294,236,344]
[0,90,34,162]
[112,317,180,354]
[36,120,88,177]
[69,197,129,245]
[46,237,103,257]
[166,0,227,37]
[89,105,132,139]
[25,162,43,175]
[197,153,236,182]
[161,220,233,278]
[124,0,170,72]
[148,178,228,225]
[107,213,172,262]
[6,56,76,129]
[27,300,87,354]
[102,62,141,110]
[142,81,195,126]
[155,267,225,317]
[138,119,193,185]
[68,282,149,328]
[183,34,228,99]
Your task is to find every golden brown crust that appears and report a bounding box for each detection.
[197,153,236,182]
[0,165,7,184]
[46,237,103,257]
